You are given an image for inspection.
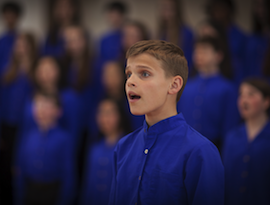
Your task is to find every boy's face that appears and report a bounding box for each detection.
[34,95,60,130]
[238,83,269,120]
[3,11,19,30]
[193,43,221,72]
[125,53,173,116]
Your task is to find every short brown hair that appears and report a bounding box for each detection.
[126,40,188,101]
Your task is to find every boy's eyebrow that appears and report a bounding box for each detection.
[125,65,152,71]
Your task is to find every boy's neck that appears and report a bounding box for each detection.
[246,113,268,142]
[145,106,178,128]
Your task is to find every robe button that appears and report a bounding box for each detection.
[144,149,148,154]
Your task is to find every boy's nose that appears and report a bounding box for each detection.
[126,75,136,87]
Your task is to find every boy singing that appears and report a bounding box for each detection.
[109,40,224,205]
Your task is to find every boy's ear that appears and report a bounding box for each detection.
[168,76,183,95]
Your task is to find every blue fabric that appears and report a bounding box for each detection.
[177,74,240,143]
[222,122,270,205]
[80,139,118,205]
[0,31,16,77]
[181,25,194,70]
[0,73,33,126]
[20,89,83,147]
[40,35,65,57]
[59,89,83,145]
[227,25,247,85]
[99,30,122,63]
[109,113,224,205]
[14,126,76,205]
[244,34,269,77]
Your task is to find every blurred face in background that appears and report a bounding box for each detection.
[160,0,177,21]
[34,95,61,131]
[53,0,75,25]
[122,24,143,51]
[238,83,270,120]
[197,23,219,38]
[3,11,19,30]
[102,62,124,95]
[64,27,86,57]
[35,57,60,89]
[13,35,30,59]
[193,43,222,73]
[96,100,120,136]
[107,10,124,29]
[253,0,267,22]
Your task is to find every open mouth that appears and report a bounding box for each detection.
[129,94,141,100]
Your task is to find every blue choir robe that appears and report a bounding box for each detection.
[14,126,76,205]
[109,113,224,205]
[0,31,16,77]
[244,34,269,77]
[222,121,270,205]
[0,73,33,126]
[80,139,119,205]
[99,30,122,63]
[177,74,240,143]
[40,34,65,57]
[20,89,83,148]
[227,24,247,85]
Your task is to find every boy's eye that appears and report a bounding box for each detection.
[142,72,150,77]
[126,72,132,79]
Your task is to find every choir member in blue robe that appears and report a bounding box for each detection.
[24,56,83,147]
[40,0,80,57]
[205,0,247,85]
[62,25,98,129]
[0,2,22,77]
[80,98,131,205]
[158,0,194,69]
[14,92,76,205]
[222,78,270,205]
[0,32,36,205]
[244,0,270,78]
[178,36,240,148]
[99,1,127,63]
[97,61,144,133]
[109,40,224,205]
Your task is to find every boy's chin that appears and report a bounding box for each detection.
[130,108,145,116]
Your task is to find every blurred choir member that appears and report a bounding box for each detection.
[22,56,82,147]
[206,0,247,85]
[14,92,76,205]
[80,98,131,205]
[99,61,144,132]
[222,78,270,205]
[0,32,36,205]
[0,1,22,77]
[62,25,97,136]
[178,36,240,149]
[120,20,149,63]
[245,0,270,78]
[99,1,128,63]
[158,0,194,69]
[41,0,80,57]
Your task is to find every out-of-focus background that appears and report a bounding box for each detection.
[0,0,253,40]
[1,0,270,205]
